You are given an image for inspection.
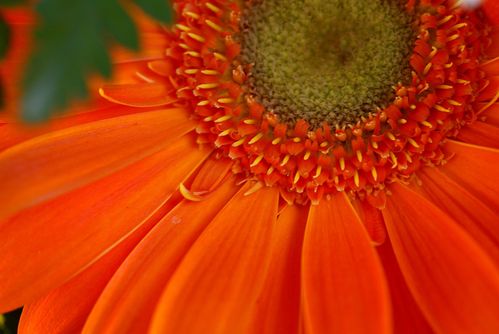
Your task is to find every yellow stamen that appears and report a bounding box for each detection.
[185,51,201,58]
[217,98,234,104]
[356,150,363,162]
[314,166,322,179]
[407,138,420,148]
[244,182,264,196]
[421,121,433,128]
[176,24,190,32]
[232,137,246,147]
[250,154,264,167]
[293,171,301,184]
[434,104,452,113]
[339,157,345,171]
[202,69,219,75]
[205,2,221,13]
[205,19,223,32]
[184,11,200,20]
[214,115,232,123]
[248,132,264,144]
[188,32,205,43]
[179,183,204,202]
[304,151,311,161]
[371,167,378,181]
[280,154,290,166]
[197,83,219,90]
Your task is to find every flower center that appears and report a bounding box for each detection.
[161,0,490,206]
[240,0,415,128]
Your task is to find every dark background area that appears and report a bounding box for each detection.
[1,309,22,334]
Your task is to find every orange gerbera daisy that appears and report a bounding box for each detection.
[1,0,499,333]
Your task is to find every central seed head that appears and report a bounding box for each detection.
[240,0,415,128]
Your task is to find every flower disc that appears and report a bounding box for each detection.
[165,0,490,205]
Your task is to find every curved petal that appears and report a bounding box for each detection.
[150,183,280,333]
[0,135,210,312]
[0,104,148,152]
[250,204,308,334]
[456,121,499,149]
[302,194,392,334]
[18,203,160,334]
[0,108,195,219]
[82,176,239,334]
[480,102,499,126]
[99,83,177,107]
[441,140,499,210]
[377,240,433,334]
[418,168,499,264]
[383,182,499,334]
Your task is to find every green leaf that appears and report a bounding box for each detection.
[20,0,141,122]
[133,0,173,24]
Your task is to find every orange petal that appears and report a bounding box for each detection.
[0,135,210,312]
[82,176,239,334]
[0,108,195,219]
[441,140,499,210]
[18,202,160,334]
[383,182,499,334]
[150,183,280,333]
[456,121,499,149]
[356,199,387,246]
[99,82,176,107]
[480,103,499,126]
[250,204,308,334]
[377,240,433,334]
[0,105,149,152]
[302,193,391,334]
[484,0,499,26]
[190,156,233,193]
[418,167,499,264]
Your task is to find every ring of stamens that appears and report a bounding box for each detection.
[165,0,490,205]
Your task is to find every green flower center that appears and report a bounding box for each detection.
[240,0,415,128]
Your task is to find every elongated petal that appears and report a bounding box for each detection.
[377,240,433,334]
[250,204,308,334]
[18,203,160,334]
[150,183,279,333]
[456,121,499,149]
[0,104,147,152]
[0,108,195,219]
[302,194,391,334]
[441,140,499,210]
[190,156,233,193]
[383,183,499,334]
[82,176,239,334]
[0,135,210,312]
[99,83,176,107]
[418,168,499,263]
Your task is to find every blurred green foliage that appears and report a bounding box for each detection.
[0,0,173,122]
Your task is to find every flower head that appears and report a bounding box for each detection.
[1,0,499,333]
